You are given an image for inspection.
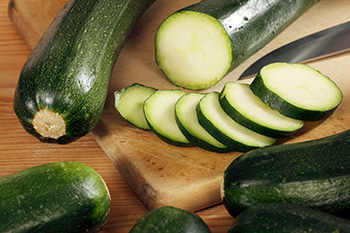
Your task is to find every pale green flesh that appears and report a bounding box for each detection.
[175,93,227,149]
[222,82,304,131]
[260,63,343,111]
[155,11,232,90]
[200,92,276,147]
[115,84,156,130]
[144,90,190,144]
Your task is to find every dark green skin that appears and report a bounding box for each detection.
[13,0,155,143]
[250,73,341,120]
[228,203,350,233]
[0,161,111,233]
[183,0,321,73]
[223,129,350,218]
[129,206,211,233]
[219,84,300,138]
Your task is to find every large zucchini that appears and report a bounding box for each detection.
[155,0,321,90]
[14,0,155,143]
[0,161,111,233]
[223,129,350,217]
[228,203,350,233]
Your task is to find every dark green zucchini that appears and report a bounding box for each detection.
[228,203,350,233]
[223,129,350,217]
[0,161,111,233]
[14,0,155,143]
[155,0,321,90]
[129,206,211,233]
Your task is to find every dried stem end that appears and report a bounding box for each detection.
[32,109,66,139]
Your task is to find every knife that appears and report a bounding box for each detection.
[239,21,350,79]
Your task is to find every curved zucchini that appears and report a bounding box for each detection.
[115,83,157,130]
[250,63,343,121]
[129,206,211,233]
[0,161,111,233]
[175,92,230,153]
[197,92,277,152]
[220,82,304,138]
[223,129,350,217]
[228,203,350,233]
[155,0,321,90]
[14,0,155,143]
[144,90,191,147]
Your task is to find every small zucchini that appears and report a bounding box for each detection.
[228,203,350,233]
[155,0,321,90]
[223,129,350,217]
[175,92,230,153]
[220,82,304,138]
[144,90,191,147]
[115,83,157,130]
[197,92,277,152]
[14,0,155,143]
[129,206,211,233]
[0,161,111,233]
[250,63,343,121]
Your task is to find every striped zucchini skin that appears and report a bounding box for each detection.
[185,0,321,72]
[14,0,155,143]
[0,161,111,233]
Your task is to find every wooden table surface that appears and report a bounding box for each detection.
[0,0,233,232]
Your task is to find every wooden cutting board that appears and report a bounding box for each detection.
[9,0,350,212]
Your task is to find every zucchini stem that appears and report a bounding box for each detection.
[32,109,66,139]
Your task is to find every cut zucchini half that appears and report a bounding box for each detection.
[155,10,232,90]
[115,83,156,130]
[144,89,191,146]
[175,93,230,153]
[251,63,343,121]
[197,92,277,152]
[220,82,304,138]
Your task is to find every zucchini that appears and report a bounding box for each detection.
[144,89,191,146]
[250,63,343,121]
[155,0,321,90]
[0,161,111,233]
[13,0,155,143]
[223,129,350,217]
[129,206,211,233]
[220,82,304,138]
[228,203,350,233]
[175,92,230,153]
[115,83,157,130]
[197,92,277,152]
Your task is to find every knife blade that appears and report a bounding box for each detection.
[239,21,350,79]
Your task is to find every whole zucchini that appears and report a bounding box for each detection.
[0,161,111,233]
[155,0,321,90]
[223,129,350,217]
[228,203,350,233]
[14,0,155,143]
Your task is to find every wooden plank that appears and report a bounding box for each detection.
[8,0,350,211]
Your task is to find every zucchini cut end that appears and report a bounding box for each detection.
[155,10,232,90]
[32,109,66,139]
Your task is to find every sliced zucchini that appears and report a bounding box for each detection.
[220,82,304,138]
[114,83,156,130]
[197,92,277,152]
[175,93,230,153]
[144,90,191,146]
[251,63,343,121]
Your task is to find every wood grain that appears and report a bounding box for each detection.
[6,0,350,215]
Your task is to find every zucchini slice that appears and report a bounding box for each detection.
[175,93,230,153]
[155,0,321,90]
[220,82,304,138]
[197,92,277,152]
[144,90,191,146]
[251,63,343,121]
[115,83,156,130]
